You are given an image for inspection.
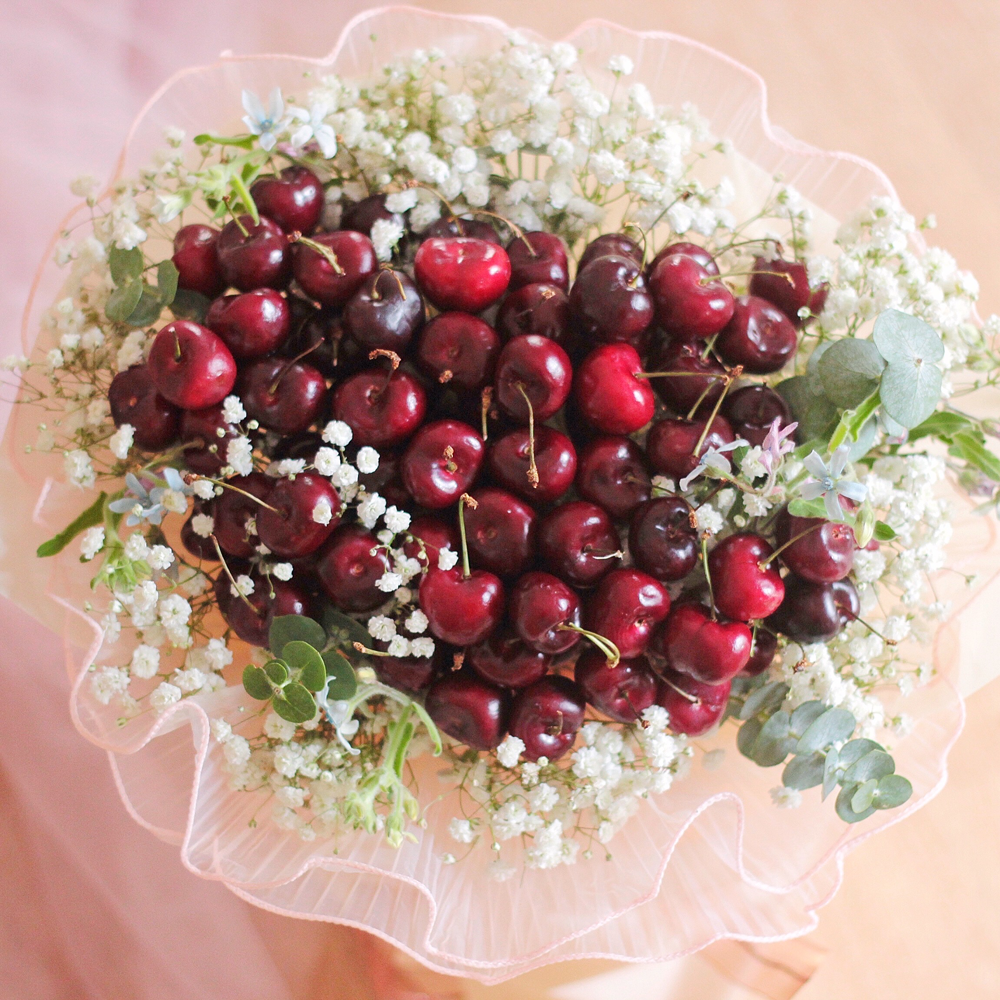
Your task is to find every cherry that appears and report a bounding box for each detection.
[573,343,655,434]
[574,649,658,724]
[403,515,458,567]
[216,214,290,291]
[538,501,621,588]
[487,425,577,503]
[741,628,778,677]
[331,365,427,449]
[715,295,797,374]
[416,312,500,391]
[586,569,670,660]
[343,269,423,353]
[239,357,327,436]
[282,308,352,378]
[774,507,854,583]
[578,233,644,272]
[374,643,443,694]
[172,224,224,298]
[292,230,377,307]
[401,419,484,509]
[629,497,699,581]
[707,533,785,621]
[495,335,572,423]
[769,576,859,644]
[509,675,587,762]
[180,403,238,474]
[508,571,581,654]
[505,231,569,291]
[721,384,793,447]
[423,216,501,244]
[340,194,404,237]
[645,337,726,415]
[654,602,752,684]
[217,571,311,648]
[255,473,341,558]
[646,415,735,480]
[418,566,504,646]
[495,283,573,350]
[250,166,324,235]
[575,436,651,520]
[425,672,509,751]
[212,473,274,558]
[468,629,550,689]
[655,667,730,737]
[749,256,828,328]
[108,366,179,451]
[181,503,218,561]
[464,487,537,578]
[147,320,237,410]
[648,253,734,339]
[316,525,391,612]
[358,448,410,509]
[570,255,653,345]
[205,289,290,359]
[648,241,719,277]
[413,237,511,313]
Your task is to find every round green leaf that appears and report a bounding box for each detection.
[776,376,838,441]
[171,288,211,322]
[738,680,789,721]
[105,279,144,323]
[125,285,165,327]
[789,700,827,736]
[783,751,826,790]
[737,717,763,758]
[872,309,944,365]
[873,774,913,809]
[322,648,358,700]
[748,710,797,767]
[851,778,878,813]
[879,358,942,429]
[283,640,326,692]
[822,745,840,800]
[273,682,316,724]
[837,738,883,768]
[843,748,895,784]
[156,259,180,304]
[242,664,272,701]
[264,659,289,685]
[795,707,856,755]
[818,338,885,409]
[269,614,327,657]
[836,782,876,823]
[321,606,374,653]
[108,246,144,285]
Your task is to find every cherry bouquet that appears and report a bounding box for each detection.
[9,9,999,976]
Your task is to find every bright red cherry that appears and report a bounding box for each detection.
[655,667,730,736]
[570,254,653,345]
[416,312,500,391]
[708,533,785,621]
[648,253,734,339]
[629,497,699,581]
[220,574,311,648]
[108,366,180,451]
[538,501,621,588]
[180,403,237,474]
[331,365,427,449]
[425,672,509,751]
[715,295,797,374]
[508,571,582,655]
[578,232,644,272]
[648,241,719,276]
[468,630,550,689]
[575,436,651,520]
[316,525,391,612]
[654,602,752,684]
[509,675,587,762]
[464,487,537,578]
[216,215,290,291]
[292,230,377,307]
[749,256,828,328]
[585,568,670,660]
[413,237,511,312]
[721,384,793,447]
[769,577,859,644]
[574,649,658,723]
[205,289,290,359]
[573,344,655,434]
[646,337,726,415]
[255,473,341,558]
[147,320,237,410]
[774,507,854,583]
[495,283,573,350]
[505,231,569,291]
[172,224,224,298]
[741,628,778,677]
[495,335,572,423]
[401,420,484,509]
[249,166,323,234]
[343,269,423,353]
[212,473,274,558]
[645,415,735,480]
[418,564,505,647]
[487,426,577,503]
[239,358,326,435]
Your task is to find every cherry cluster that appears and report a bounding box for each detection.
[107,162,864,765]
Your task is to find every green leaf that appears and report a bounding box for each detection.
[872,308,944,365]
[269,615,327,657]
[748,710,797,767]
[108,246,144,285]
[788,497,830,519]
[242,664,272,700]
[739,681,789,721]
[908,410,973,442]
[282,640,327,692]
[873,773,913,809]
[193,133,256,149]
[842,748,895,784]
[105,279,144,323]
[264,659,289,685]
[836,782,877,823]
[949,430,1000,483]
[736,717,763,757]
[846,415,877,462]
[879,359,942,429]
[822,745,840,799]
[170,288,211,322]
[874,521,896,541]
[272,682,316,724]
[795,707,856,754]
[817,338,885,409]
[783,751,826,790]
[776,376,838,441]
[322,649,358,700]
[837,738,883,769]
[125,285,165,327]
[828,391,880,452]
[37,491,108,557]
[851,778,879,813]
[321,606,374,654]
[156,259,179,305]
[790,700,828,736]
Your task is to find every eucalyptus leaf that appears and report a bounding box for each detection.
[748,710,797,767]
[108,246,144,285]
[822,745,840,800]
[874,521,897,541]
[125,285,165,327]
[37,491,108,557]
[873,773,913,809]
[282,640,326,692]
[783,751,826,790]
[790,700,827,736]
[737,717,764,757]
[879,359,942,429]
[156,259,179,304]
[242,664,272,701]
[795,707,856,754]
[872,308,944,365]
[105,279,144,323]
[322,649,358,700]
[739,681,789,721]
[818,338,885,409]
[264,659,289,685]
[836,782,877,823]
[321,606,374,653]
[949,430,1000,482]
[851,778,878,813]
[776,376,838,441]
[170,288,211,322]
[272,682,316,724]
[842,748,895,784]
[837,738,883,768]
[269,614,327,657]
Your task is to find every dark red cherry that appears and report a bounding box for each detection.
[212,473,274,558]
[147,321,237,410]
[423,216,501,244]
[649,253,734,339]
[239,358,326,435]
[413,237,510,313]
[508,571,581,655]
[570,254,653,345]
[654,602,752,685]
[416,312,500,391]
[222,575,311,648]
[538,501,621,588]
[655,667,730,736]
[574,648,658,723]
[646,337,726,415]
[721,384,793,447]
[172,224,223,298]
[648,241,719,277]
[464,487,536,578]
[629,497,699,581]
[741,628,778,677]
[487,426,577,503]
[749,256,828,328]
[578,233,644,272]
[769,576,859,644]
[495,335,572,423]
[250,165,324,235]
[374,643,443,694]
[586,568,670,660]
[331,366,427,449]
[403,515,458,568]
[108,366,179,451]
[509,675,586,762]
[205,289,290,359]
[292,230,377,307]
[340,194,404,237]
[505,231,569,291]
[180,403,237,474]
[573,343,655,434]
[575,436,650,520]
[357,448,410,509]
[401,419,484,509]
[707,533,785,621]
[425,672,509,751]
[774,507,854,583]
[316,525,390,613]
[495,283,573,350]
[281,308,349,378]
[255,473,341,558]
[180,503,218,561]
[216,215,290,291]
[418,566,504,646]
[343,269,423,353]
[468,630,550,689]
[646,415,735,480]
[715,295,797,374]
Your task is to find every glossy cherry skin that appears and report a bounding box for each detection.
[741,628,778,677]
[629,497,699,581]
[316,525,391,613]
[416,312,500,391]
[423,216,501,244]
[769,577,859,644]
[255,473,341,558]
[250,165,324,235]
[282,307,348,378]
[331,367,427,449]
[108,366,180,450]
[646,415,736,480]
[220,575,311,648]
[578,233,644,272]
[574,649,658,723]
[570,255,653,345]
[468,630,551,689]
[413,237,511,313]
[586,569,670,660]
[708,533,785,621]
[340,194,404,237]
[646,337,726,415]
[495,283,573,349]
[239,358,326,435]
[172,224,224,298]
[648,241,720,277]
[180,403,237,474]
[147,321,237,410]
[573,344,655,434]
[655,667,730,737]
[418,566,505,646]
[292,230,377,307]
[505,231,569,291]
[715,295,798,375]
[426,672,509,751]
[374,644,443,694]
[509,675,587,762]
[216,215,290,291]
[180,503,218,561]
[403,515,459,568]
[508,571,581,655]
[205,289,290,359]
[721,384,793,447]
[749,256,828,328]
[575,436,650,520]
[464,487,537,578]
[487,426,577,503]
[495,335,572,423]
[649,253,735,339]
[343,269,423,353]
[538,501,621,588]
[774,507,854,583]
[401,419,484,509]
[654,602,752,685]
[212,473,274,558]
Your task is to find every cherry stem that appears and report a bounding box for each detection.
[557,623,621,667]
[457,493,477,580]
[291,232,344,275]
[660,676,701,705]
[842,612,898,646]
[758,522,824,568]
[685,382,717,422]
[197,477,281,514]
[374,265,406,300]
[703,269,795,286]
[701,537,717,621]
[211,535,255,610]
[223,197,250,237]
[692,365,742,457]
[438,369,453,384]
[369,348,401,375]
[515,384,540,489]
[352,641,392,658]
[480,387,493,441]
[635,370,727,380]
[173,333,182,362]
